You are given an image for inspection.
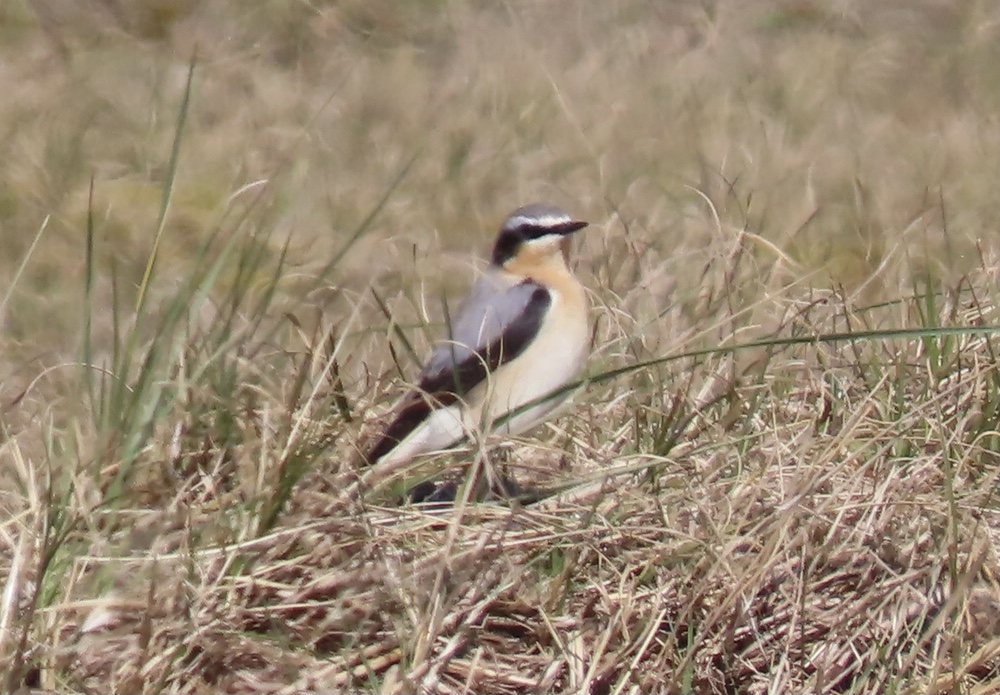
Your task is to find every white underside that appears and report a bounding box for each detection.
[375,291,588,468]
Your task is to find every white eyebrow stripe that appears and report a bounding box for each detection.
[505,213,572,230]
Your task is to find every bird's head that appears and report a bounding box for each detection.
[490,203,588,270]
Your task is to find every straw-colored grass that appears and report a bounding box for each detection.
[1,1,998,692]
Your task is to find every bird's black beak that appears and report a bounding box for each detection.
[556,220,589,236]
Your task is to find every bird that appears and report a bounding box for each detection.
[360,202,591,477]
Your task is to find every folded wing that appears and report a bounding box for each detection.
[364,274,552,463]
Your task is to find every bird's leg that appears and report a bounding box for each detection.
[482,445,521,500]
[406,477,460,506]
[405,446,522,506]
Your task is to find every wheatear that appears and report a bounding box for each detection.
[362,203,590,473]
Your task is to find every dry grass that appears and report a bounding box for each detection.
[1,0,998,693]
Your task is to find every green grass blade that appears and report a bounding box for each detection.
[0,215,49,332]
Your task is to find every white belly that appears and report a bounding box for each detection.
[470,290,589,436]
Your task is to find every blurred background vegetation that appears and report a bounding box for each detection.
[1,0,997,378]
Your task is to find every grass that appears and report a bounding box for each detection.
[1,0,998,692]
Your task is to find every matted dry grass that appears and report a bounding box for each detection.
[1,1,998,693]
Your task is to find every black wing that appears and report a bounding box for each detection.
[364,276,551,463]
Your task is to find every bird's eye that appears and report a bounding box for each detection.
[522,224,553,240]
